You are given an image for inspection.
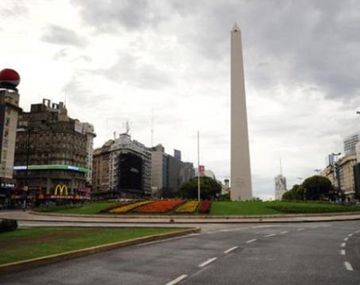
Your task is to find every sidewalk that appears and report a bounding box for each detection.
[1,210,360,224]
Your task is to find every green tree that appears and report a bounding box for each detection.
[302,175,333,200]
[282,184,305,201]
[178,177,222,199]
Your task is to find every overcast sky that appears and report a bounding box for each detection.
[1,0,360,199]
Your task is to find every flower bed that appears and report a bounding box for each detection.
[175,201,199,214]
[198,200,212,214]
[109,201,151,214]
[135,199,185,213]
[100,201,138,213]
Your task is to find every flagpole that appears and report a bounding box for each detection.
[197,130,200,201]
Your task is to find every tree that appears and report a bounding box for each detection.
[302,175,333,200]
[178,177,222,199]
[282,184,305,201]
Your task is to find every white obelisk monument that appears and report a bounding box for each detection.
[230,24,253,200]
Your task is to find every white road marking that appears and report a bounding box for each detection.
[166,274,188,285]
[344,237,348,241]
[344,261,354,271]
[341,243,346,248]
[246,239,257,244]
[280,231,288,234]
[224,246,239,254]
[348,233,353,237]
[340,249,346,255]
[265,234,276,237]
[297,228,305,231]
[199,257,217,268]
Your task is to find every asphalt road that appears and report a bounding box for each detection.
[1,221,359,285]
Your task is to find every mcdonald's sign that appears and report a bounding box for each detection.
[54,184,68,196]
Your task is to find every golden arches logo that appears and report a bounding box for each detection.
[54,184,68,196]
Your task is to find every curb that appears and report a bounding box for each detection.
[0,227,200,275]
[25,210,360,224]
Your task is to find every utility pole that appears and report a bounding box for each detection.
[197,131,200,201]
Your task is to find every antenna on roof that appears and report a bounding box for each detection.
[151,108,154,147]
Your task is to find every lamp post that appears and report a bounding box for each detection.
[331,152,342,201]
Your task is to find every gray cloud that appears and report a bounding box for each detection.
[42,25,87,47]
[71,0,360,101]
[90,54,174,90]
[0,1,28,18]
[72,0,167,32]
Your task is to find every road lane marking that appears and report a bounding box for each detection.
[166,274,188,285]
[265,234,276,237]
[280,231,288,234]
[297,228,304,231]
[199,257,217,268]
[348,233,353,237]
[344,237,348,241]
[341,243,346,248]
[340,249,346,255]
[246,239,257,244]
[224,246,238,254]
[344,261,353,271]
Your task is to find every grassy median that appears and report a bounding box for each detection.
[0,227,185,265]
[34,200,360,215]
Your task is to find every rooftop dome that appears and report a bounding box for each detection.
[0,68,20,87]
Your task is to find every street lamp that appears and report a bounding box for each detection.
[331,152,342,201]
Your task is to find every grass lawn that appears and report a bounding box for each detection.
[34,200,360,216]
[0,227,185,265]
[210,201,281,215]
[266,201,360,214]
[35,201,115,214]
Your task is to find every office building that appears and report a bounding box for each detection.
[150,145,194,198]
[275,175,287,200]
[14,99,95,200]
[344,133,360,156]
[92,133,152,198]
[0,69,22,207]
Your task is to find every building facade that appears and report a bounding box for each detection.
[0,89,21,181]
[0,69,22,208]
[344,133,360,156]
[14,99,94,201]
[92,133,151,198]
[274,174,287,200]
[150,145,194,198]
[337,155,357,198]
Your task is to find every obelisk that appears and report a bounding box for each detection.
[230,24,252,200]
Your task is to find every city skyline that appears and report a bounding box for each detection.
[1,1,360,199]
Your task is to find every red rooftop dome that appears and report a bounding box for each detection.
[0,68,20,87]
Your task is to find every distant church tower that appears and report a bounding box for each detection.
[230,24,253,201]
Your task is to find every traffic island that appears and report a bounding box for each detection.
[0,226,200,274]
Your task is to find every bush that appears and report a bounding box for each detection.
[0,219,18,233]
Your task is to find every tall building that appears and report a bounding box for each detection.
[81,123,96,184]
[150,145,194,198]
[275,175,287,200]
[337,155,357,198]
[92,133,152,198]
[0,69,21,207]
[344,133,360,156]
[230,24,252,200]
[14,99,94,199]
